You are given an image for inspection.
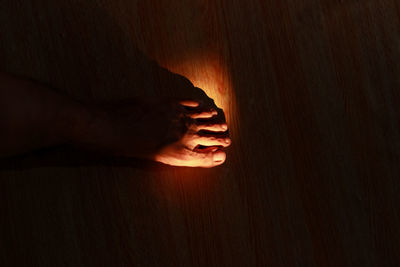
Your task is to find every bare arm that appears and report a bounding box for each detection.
[0,72,231,167]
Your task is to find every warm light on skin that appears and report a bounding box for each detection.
[152,52,236,168]
[165,53,234,123]
[154,100,230,168]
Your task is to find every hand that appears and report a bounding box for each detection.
[82,96,231,168]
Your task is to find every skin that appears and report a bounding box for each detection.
[0,71,231,167]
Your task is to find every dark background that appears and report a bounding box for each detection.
[1,0,399,266]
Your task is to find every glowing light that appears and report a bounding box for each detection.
[152,52,237,169]
[151,53,238,201]
[161,52,235,123]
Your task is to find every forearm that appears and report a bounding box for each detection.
[0,72,92,157]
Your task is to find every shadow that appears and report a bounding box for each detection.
[0,0,212,171]
[0,146,164,171]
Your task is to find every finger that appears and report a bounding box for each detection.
[195,122,228,132]
[180,100,200,108]
[191,135,232,147]
[189,110,218,119]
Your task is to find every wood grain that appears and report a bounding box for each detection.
[1,0,400,266]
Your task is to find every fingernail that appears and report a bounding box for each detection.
[225,139,231,144]
[221,124,228,130]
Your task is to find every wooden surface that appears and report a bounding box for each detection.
[1,0,400,266]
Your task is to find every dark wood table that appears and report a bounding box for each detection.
[1,0,399,266]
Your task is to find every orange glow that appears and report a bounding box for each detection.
[152,52,237,169]
[161,52,235,124]
[150,53,237,201]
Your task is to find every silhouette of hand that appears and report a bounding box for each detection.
[83,97,231,167]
